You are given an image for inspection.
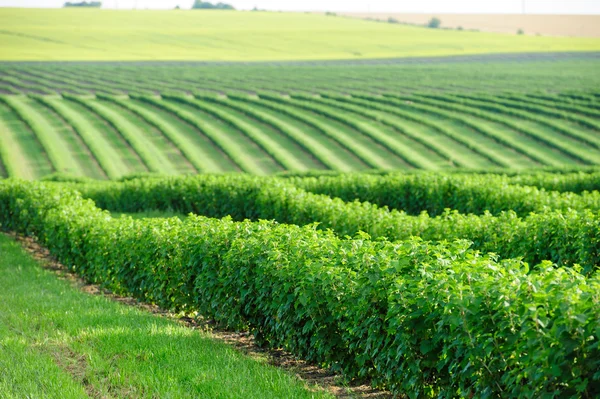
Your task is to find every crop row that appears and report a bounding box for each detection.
[402,93,600,165]
[71,175,600,272]
[1,179,598,398]
[0,95,81,175]
[3,59,600,96]
[289,173,600,216]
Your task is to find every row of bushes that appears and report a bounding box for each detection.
[1,179,598,397]
[71,175,600,272]
[276,168,600,192]
[290,172,600,216]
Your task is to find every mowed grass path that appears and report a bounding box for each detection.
[1,9,599,61]
[0,234,331,399]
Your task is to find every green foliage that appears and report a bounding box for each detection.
[192,1,235,10]
[69,174,600,272]
[0,179,598,397]
[291,173,600,216]
[428,17,441,29]
[63,1,101,7]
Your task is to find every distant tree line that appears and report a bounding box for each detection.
[192,1,235,9]
[63,1,101,7]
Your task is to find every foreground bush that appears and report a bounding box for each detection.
[0,179,598,397]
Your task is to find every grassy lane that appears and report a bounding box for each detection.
[0,101,54,178]
[0,234,331,399]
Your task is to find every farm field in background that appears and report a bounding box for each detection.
[340,13,600,37]
[1,57,599,178]
[1,9,600,61]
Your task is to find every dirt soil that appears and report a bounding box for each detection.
[339,13,600,37]
[8,232,393,399]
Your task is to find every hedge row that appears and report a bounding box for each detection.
[72,175,600,272]
[0,179,598,398]
[289,173,599,216]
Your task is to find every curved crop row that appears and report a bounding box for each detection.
[195,94,346,171]
[97,94,222,174]
[0,115,31,178]
[356,94,555,167]
[288,93,443,169]
[0,95,80,175]
[501,93,600,120]
[303,93,493,168]
[269,93,433,169]
[134,95,259,173]
[455,93,600,145]
[63,94,177,174]
[415,93,600,162]
[323,93,517,168]
[233,93,384,170]
[33,95,125,179]
[165,94,307,172]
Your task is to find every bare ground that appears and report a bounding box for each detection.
[7,232,394,399]
[339,13,600,37]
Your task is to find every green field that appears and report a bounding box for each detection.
[1,9,600,61]
[0,58,599,178]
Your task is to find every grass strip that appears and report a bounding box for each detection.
[0,233,331,399]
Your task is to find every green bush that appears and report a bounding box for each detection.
[68,175,600,272]
[428,17,441,28]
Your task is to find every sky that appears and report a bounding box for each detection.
[2,0,600,14]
